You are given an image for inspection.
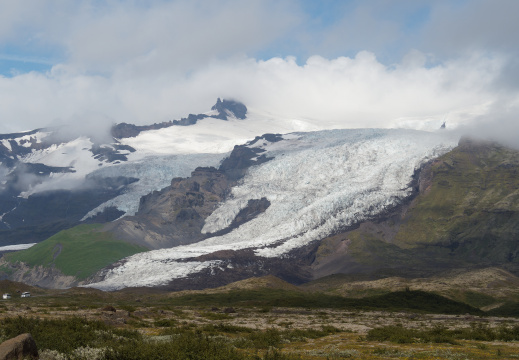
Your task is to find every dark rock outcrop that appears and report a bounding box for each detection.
[90,144,136,162]
[172,113,207,126]
[104,132,278,250]
[0,333,38,360]
[111,121,175,139]
[211,98,247,120]
[105,167,231,249]
[206,197,271,237]
[218,134,278,181]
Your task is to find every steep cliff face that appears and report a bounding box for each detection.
[104,167,230,249]
[312,138,519,278]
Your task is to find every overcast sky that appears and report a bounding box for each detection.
[0,0,518,144]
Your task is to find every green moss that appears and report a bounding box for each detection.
[463,291,496,308]
[367,323,519,343]
[394,143,519,254]
[346,231,419,267]
[0,265,13,276]
[6,224,148,279]
[487,302,519,317]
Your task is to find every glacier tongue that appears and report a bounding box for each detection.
[88,128,458,290]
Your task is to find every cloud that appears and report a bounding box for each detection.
[0,50,511,134]
[0,0,301,75]
[0,0,517,145]
[455,96,519,149]
[423,0,519,56]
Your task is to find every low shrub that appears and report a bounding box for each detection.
[367,323,519,344]
[199,312,232,320]
[104,330,259,360]
[0,316,140,354]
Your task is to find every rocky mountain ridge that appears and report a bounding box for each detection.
[0,99,247,246]
[111,98,247,138]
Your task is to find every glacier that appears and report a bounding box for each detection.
[87,128,459,290]
[7,108,327,218]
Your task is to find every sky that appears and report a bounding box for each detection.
[0,0,518,145]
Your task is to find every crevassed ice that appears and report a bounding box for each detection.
[88,128,458,290]
[200,128,456,257]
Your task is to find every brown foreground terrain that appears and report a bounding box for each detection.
[2,270,519,359]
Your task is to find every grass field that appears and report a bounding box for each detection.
[164,288,482,315]
[6,224,148,279]
[1,286,519,360]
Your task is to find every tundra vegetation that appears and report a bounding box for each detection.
[2,281,519,359]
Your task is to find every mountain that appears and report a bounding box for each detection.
[1,127,461,289]
[311,137,519,279]
[83,128,459,290]
[2,100,519,293]
[0,98,317,248]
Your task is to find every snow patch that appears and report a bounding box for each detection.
[0,243,36,252]
[119,108,321,159]
[1,140,12,151]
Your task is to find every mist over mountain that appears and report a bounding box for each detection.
[0,99,248,246]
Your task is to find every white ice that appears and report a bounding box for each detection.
[0,243,36,252]
[88,128,459,290]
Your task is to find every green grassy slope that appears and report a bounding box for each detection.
[166,288,481,315]
[394,138,519,258]
[312,138,519,286]
[6,224,148,280]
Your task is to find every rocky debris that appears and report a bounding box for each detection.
[155,242,318,291]
[0,333,38,360]
[1,259,81,289]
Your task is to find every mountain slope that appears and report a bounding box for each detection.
[7,128,519,292]
[0,99,252,246]
[0,98,357,247]
[84,128,457,290]
[312,137,519,277]
[2,224,147,287]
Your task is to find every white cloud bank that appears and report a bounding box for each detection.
[0,0,518,147]
[0,51,510,134]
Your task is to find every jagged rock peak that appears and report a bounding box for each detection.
[211,98,247,120]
